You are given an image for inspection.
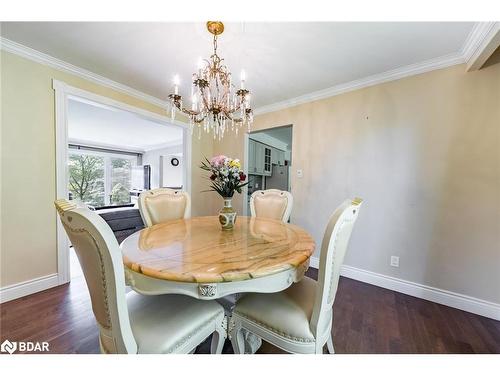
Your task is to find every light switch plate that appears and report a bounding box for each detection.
[390,256,399,267]
[297,169,303,178]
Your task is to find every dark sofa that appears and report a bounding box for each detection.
[98,208,144,244]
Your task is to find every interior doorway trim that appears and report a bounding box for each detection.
[242,133,250,216]
[53,79,192,285]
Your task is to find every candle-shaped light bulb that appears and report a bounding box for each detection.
[173,74,180,95]
[246,93,251,107]
[197,57,203,75]
[192,94,197,110]
[240,69,246,89]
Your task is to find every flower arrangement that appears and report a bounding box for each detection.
[200,155,248,198]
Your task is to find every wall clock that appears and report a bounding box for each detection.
[171,157,180,167]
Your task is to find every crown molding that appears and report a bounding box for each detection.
[0,37,168,109]
[461,22,499,63]
[254,52,465,115]
[1,23,493,118]
[254,22,492,116]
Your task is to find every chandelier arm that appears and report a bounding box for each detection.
[193,113,206,124]
[223,111,243,123]
[199,86,211,112]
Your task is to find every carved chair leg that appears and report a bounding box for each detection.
[211,316,227,354]
[210,330,225,354]
[327,335,335,354]
[230,323,246,354]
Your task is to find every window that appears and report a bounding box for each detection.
[110,157,133,205]
[68,149,138,208]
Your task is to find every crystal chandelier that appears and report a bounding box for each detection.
[168,21,253,140]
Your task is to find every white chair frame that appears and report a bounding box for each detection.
[55,199,226,354]
[230,198,363,354]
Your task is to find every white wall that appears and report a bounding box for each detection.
[142,144,183,189]
[160,155,184,188]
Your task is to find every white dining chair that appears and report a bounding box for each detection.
[250,189,293,223]
[229,197,363,354]
[55,199,226,354]
[138,188,191,227]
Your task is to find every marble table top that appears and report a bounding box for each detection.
[121,216,315,283]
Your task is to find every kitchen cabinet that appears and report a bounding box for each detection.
[277,150,285,166]
[271,147,286,166]
[263,147,272,176]
[255,142,265,174]
[248,139,273,176]
[271,147,278,165]
[248,140,256,174]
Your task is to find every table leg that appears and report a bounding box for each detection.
[217,294,262,354]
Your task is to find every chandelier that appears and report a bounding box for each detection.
[168,21,253,140]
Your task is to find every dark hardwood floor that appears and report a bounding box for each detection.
[1,268,499,354]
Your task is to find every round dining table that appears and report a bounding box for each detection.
[120,216,315,300]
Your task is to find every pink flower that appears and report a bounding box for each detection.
[210,155,227,168]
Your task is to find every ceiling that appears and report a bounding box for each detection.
[1,22,474,109]
[255,126,293,147]
[68,98,183,152]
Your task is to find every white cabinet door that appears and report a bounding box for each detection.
[278,150,285,166]
[255,142,265,174]
[263,147,272,176]
[248,140,257,174]
[270,147,278,165]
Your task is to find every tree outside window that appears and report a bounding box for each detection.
[68,152,134,208]
[68,154,105,207]
[110,157,132,205]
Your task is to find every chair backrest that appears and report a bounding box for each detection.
[249,189,293,223]
[54,199,137,354]
[310,198,363,338]
[138,188,191,227]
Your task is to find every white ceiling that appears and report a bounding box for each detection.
[68,98,183,152]
[254,126,293,147]
[1,22,474,108]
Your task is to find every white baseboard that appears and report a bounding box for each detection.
[309,257,500,321]
[309,256,320,269]
[0,274,59,303]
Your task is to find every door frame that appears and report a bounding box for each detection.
[53,79,192,284]
[242,133,250,216]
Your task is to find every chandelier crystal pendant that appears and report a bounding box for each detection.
[168,21,253,141]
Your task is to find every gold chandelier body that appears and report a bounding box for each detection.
[169,22,253,140]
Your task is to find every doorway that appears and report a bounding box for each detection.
[244,125,293,216]
[54,80,191,284]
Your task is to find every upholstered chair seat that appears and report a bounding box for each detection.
[233,276,318,343]
[139,188,191,227]
[55,199,226,354]
[126,292,224,354]
[230,198,363,354]
[250,189,293,223]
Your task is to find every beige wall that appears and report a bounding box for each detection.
[215,63,500,304]
[0,51,213,287]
